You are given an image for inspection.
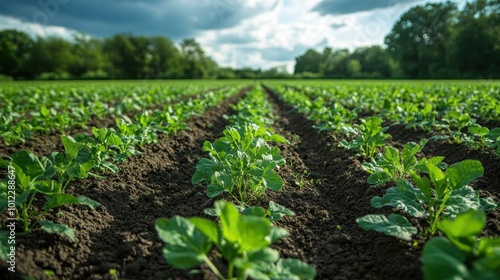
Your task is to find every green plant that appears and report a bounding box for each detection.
[49,135,95,191]
[0,150,100,235]
[422,210,500,280]
[362,139,428,186]
[155,200,316,280]
[339,116,391,158]
[356,159,497,240]
[192,123,287,205]
[203,201,295,223]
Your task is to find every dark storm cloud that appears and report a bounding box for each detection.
[312,0,417,15]
[0,0,275,39]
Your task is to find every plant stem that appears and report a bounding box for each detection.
[204,256,225,280]
[228,262,234,280]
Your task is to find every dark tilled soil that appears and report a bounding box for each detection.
[1,86,499,280]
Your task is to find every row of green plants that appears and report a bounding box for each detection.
[155,85,317,279]
[272,82,500,158]
[0,86,243,261]
[0,81,232,145]
[267,83,500,279]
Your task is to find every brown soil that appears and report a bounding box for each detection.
[1,85,499,280]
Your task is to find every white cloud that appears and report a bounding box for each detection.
[0,0,468,72]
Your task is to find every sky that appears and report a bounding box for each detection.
[0,0,466,72]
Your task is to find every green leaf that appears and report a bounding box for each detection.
[76,196,101,210]
[445,186,485,220]
[39,221,77,242]
[469,126,489,137]
[269,226,289,244]
[356,214,417,240]
[446,160,483,190]
[268,201,295,222]
[43,194,81,211]
[206,184,224,198]
[263,171,283,192]
[422,237,468,280]
[371,180,426,218]
[155,216,212,269]
[237,215,271,251]
[276,258,317,280]
[192,158,216,184]
[10,150,45,178]
[216,200,240,243]
[34,180,62,195]
[242,206,267,218]
[438,210,485,253]
[61,135,79,160]
[367,172,391,186]
[189,217,220,245]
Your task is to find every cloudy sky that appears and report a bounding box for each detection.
[0,0,466,72]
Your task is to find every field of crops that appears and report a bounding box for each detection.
[1,80,499,280]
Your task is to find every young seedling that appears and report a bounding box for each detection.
[357,159,498,240]
[422,210,500,280]
[340,116,391,158]
[192,123,287,205]
[362,139,428,186]
[155,200,316,280]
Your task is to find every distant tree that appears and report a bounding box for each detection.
[294,49,322,74]
[181,38,210,79]
[68,33,106,77]
[29,36,74,77]
[0,29,34,78]
[450,0,500,78]
[149,36,183,78]
[351,46,393,78]
[385,1,458,78]
[322,48,350,77]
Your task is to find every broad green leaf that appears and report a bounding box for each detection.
[422,237,468,280]
[10,150,45,178]
[469,126,489,137]
[444,186,483,219]
[268,201,295,222]
[206,184,224,198]
[275,258,317,280]
[76,196,101,210]
[438,210,485,252]
[155,216,211,269]
[43,194,81,211]
[216,201,240,243]
[446,160,483,190]
[427,163,446,196]
[237,215,271,251]
[34,180,62,195]
[371,180,425,218]
[61,135,79,159]
[367,172,391,186]
[263,171,283,192]
[189,217,220,245]
[39,221,77,242]
[192,158,216,184]
[269,226,289,244]
[356,213,417,240]
[242,206,267,218]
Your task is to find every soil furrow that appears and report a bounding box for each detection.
[1,88,248,280]
[263,85,423,280]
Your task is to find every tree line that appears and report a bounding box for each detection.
[0,0,498,80]
[295,0,499,79]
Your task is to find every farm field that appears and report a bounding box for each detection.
[1,80,500,280]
